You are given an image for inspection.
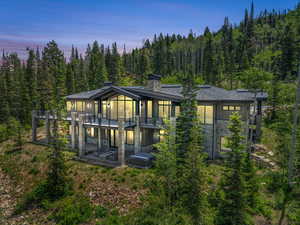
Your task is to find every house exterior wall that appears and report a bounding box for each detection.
[54,99,253,159]
[34,90,256,162]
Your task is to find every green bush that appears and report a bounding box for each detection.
[94,205,108,218]
[29,168,39,175]
[49,194,93,225]
[15,180,48,213]
[15,178,73,214]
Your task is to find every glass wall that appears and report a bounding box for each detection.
[66,101,76,111]
[102,95,136,120]
[197,105,214,124]
[126,130,134,145]
[147,100,153,118]
[158,101,171,118]
[110,129,119,147]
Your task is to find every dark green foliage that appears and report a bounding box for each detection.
[217,112,252,225]
[49,194,93,225]
[94,205,108,218]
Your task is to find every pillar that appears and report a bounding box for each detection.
[153,99,158,125]
[118,119,125,166]
[71,112,77,150]
[134,116,141,154]
[78,114,85,157]
[45,111,50,144]
[97,127,102,153]
[170,117,176,147]
[32,110,37,142]
[256,100,262,142]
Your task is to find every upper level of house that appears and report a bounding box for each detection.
[64,74,267,127]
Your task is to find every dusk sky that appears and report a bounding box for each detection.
[0,0,299,58]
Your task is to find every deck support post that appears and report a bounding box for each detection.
[134,116,141,154]
[71,112,77,150]
[32,110,37,142]
[97,127,102,153]
[45,111,50,144]
[78,114,85,157]
[170,117,176,147]
[153,100,158,124]
[255,100,262,143]
[118,119,125,166]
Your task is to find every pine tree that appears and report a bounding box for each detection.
[109,42,123,84]
[42,41,66,110]
[181,121,213,225]
[217,112,251,225]
[25,49,38,110]
[87,41,107,89]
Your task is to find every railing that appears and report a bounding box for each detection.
[35,110,165,127]
[139,116,164,126]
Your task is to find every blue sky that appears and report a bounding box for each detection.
[0,0,298,57]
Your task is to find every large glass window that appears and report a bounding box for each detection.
[222,105,241,111]
[221,136,230,151]
[66,101,72,111]
[175,106,180,117]
[102,101,107,118]
[94,101,99,114]
[86,101,92,112]
[76,101,84,112]
[158,101,171,118]
[147,100,153,118]
[197,105,214,124]
[110,129,119,147]
[159,129,165,142]
[126,130,134,145]
[102,95,135,120]
[86,127,95,137]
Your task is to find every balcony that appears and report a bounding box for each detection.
[34,111,167,128]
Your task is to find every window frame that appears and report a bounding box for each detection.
[158,100,171,118]
[197,105,214,125]
[125,130,134,145]
[222,105,241,111]
[102,95,135,121]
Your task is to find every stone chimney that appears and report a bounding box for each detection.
[146,74,161,91]
[103,81,113,86]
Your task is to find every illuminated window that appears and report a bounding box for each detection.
[126,130,134,145]
[220,136,230,151]
[66,101,72,111]
[110,129,119,147]
[223,105,241,111]
[159,129,165,142]
[86,127,95,137]
[102,101,107,118]
[94,101,98,114]
[86,102,92,111]
[147,100,153,118]
[76,101,83,111]
[205,106,213,124]
[197,105,213,124]
[175,106,180,117]
[158,101,171,118]
[103,95,135,120]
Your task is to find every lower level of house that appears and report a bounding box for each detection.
[31,109,257,167]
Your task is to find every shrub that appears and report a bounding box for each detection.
[49,194,93,225]
[15,180,48,213]
[15,178,73,214]
[94,205,108,218]
[29,167,39,175]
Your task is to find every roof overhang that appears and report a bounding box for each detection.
[90,86,141,100]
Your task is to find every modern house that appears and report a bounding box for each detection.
[32,74,267,166]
